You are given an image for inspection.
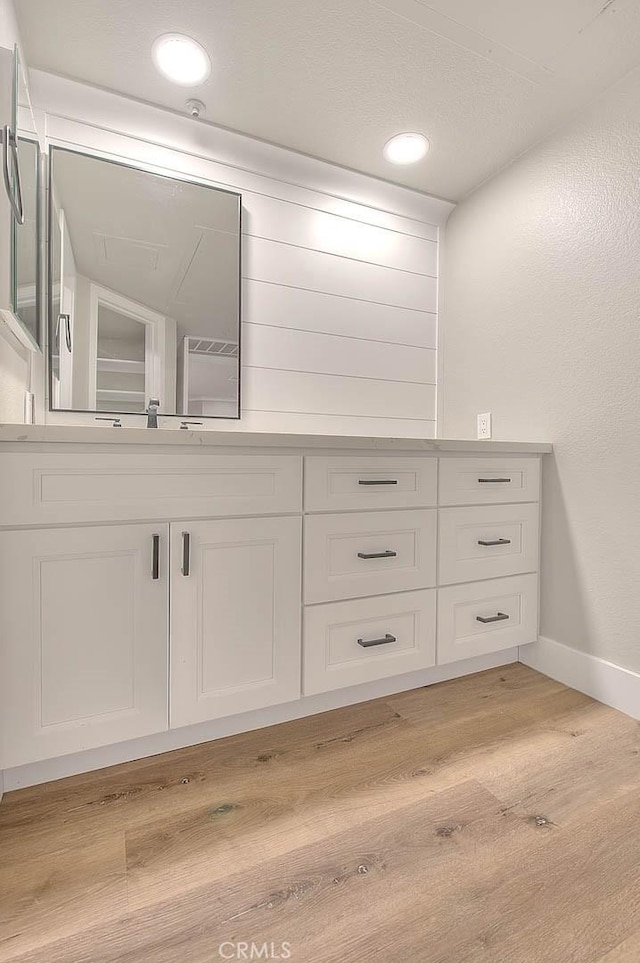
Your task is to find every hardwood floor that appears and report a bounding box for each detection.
[1,663,639,963]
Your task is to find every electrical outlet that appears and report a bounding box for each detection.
[477,412,492,439]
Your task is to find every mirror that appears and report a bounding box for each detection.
[8,47,41,350]
[48,147,241,418]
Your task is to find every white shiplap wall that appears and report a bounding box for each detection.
[33,73,453,437]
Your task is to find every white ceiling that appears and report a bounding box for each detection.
[15,0,640,200]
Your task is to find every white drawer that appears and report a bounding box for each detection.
[304,456,437,512]
[304,509,437,603]
[303,589,436,694]
[438,503,539,585]
[438,457,540,506]
[0,453,302,525]
[437,574,538,664]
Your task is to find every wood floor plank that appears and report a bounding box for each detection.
[1,664,639,963]
[0,832,126,961]
[598,930,640,962]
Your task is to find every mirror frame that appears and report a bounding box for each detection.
[11,135,42,352]
[47,145,243,421]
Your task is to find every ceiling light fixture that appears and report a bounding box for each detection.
[383,132,429,165]
[152,34,211,86]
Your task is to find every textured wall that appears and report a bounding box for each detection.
[0,335,28,421]
[441,66,640,674]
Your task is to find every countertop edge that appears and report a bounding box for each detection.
[0,425,553,453]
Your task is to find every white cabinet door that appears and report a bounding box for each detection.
[170,515,302,727]
[0,524,169,768]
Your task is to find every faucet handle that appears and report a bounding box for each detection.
[148,399,160,408]
[95,417,122,428]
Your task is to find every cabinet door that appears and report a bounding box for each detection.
[0,524,169,769]
[170,516,302,727]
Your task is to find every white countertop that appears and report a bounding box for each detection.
[0,424,552,453]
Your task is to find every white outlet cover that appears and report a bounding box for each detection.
[477,412,492,439]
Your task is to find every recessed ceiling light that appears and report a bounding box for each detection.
[152,34,211,86]
[383,132,429,165]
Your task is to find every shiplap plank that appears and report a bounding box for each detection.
[242,368,435,421]
[207,409,436,438]
[243,324,436,385]
[243,237,437,312]
[242,280,437,348]
[242,194,437,275]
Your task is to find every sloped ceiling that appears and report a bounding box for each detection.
[14,0,640,200]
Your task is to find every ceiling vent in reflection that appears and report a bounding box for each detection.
[187,336,239,357]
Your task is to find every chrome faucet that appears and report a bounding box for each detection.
[146,399,160,428]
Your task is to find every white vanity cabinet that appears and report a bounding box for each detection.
[0,523,169,768]
[0,433,548,781]
[0,450,304,768]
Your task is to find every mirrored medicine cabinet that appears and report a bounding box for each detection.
[1,45,42,352]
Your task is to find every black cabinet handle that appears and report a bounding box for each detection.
[357,633,396,648]
[477,538,511,547]
[358,479,398,486]
[357,550,398,560]
[151,534,160,580]
[181,531,191,576]
[476,612,510,624]
[1,125,24,225]
[478,478,512,484]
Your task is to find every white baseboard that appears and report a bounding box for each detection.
[2,648,518,792]
[519,637,640,721]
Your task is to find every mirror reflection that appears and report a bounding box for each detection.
[48,147,241,418]
[12,137,39,345]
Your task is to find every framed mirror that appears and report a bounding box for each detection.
[48,147,241,419]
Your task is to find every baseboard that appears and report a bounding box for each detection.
[519,636,640,721]
[2,648,518,793]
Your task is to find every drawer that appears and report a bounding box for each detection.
[304,456,437,512]
[439,457,540,506]
[0,453,302,525]
[437,574,538,665]
[304,509,437,603]
[303,589,436,694]
[438,503,539,585]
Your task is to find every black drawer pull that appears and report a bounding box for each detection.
[357,633,397,648]
[476,612,510,624]
[181,531,191,576]
[357,550,398,560]
[358,479,398,486]
[477,538,511,547]
[478,478,512,484]
[151,534,160,580]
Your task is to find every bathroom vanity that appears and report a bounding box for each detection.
[0,426,549,784]
[0,61,551,790]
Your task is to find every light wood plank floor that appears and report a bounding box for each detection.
[1,663,640,963]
